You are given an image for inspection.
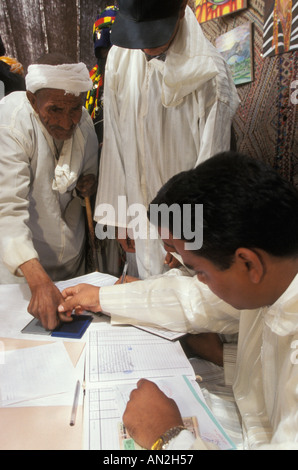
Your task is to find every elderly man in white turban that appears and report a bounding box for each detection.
[0,53,98,330]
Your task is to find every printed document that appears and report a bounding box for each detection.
[0,342,77,406]
[83,324,236,450]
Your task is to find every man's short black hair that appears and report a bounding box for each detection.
[149,152,298,269]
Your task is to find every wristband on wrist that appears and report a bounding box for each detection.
[151,425,186,450]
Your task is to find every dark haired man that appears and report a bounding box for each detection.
[59,152,298,449]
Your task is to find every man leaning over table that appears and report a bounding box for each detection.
[95,0,239,279]
[0,53,98,331]
[58,152,298,450]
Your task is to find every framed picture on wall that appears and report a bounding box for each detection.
[195,0,247,24]
[263,0,298,57]
[215,22,253,86]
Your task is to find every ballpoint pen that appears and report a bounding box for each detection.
[69,380,80,426]
[120,261,128,284]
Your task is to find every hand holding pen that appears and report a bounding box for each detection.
[120,261,128,284]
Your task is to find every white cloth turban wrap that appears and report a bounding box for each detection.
[25,62,93,95]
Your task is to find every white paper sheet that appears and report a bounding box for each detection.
[84,376,236,450]
[86,324,194,385]
[133,325,185,341]
[116,377,236,450]
[0,342,77,406]
[55,272,118,291]
[83,324,236,450]
[0,272,117,340]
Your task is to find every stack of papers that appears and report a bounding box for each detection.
[0,342,77,407]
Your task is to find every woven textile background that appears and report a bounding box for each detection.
[192,0,298,187]
[1,0,297,186]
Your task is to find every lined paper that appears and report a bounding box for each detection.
[0,342,76,406]
[86,325,194,385]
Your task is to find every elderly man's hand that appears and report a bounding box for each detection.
[123,379,184,449]
[28,281,72,330]
[20,258,73,330]
[76,174,97,198]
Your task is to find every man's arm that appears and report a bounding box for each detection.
[58,283,101,316]
[0,106,41,275]
[58,271,241,335]
[20,258,72,330]
[123,379,185,449]
[0,118,65,330]
[122,379,214,450]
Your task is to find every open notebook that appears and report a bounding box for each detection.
[82,323,236,450]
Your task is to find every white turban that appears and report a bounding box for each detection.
[25,62,93,95]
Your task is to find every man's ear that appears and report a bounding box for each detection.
[235,248,265,284]
[26,91,39,114]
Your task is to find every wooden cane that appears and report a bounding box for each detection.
[85,196,99,272]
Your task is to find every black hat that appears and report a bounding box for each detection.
[111,0,184,49]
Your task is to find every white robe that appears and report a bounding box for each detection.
[0,91,98,283]
[99,270,298,450]
[94,7,239,279]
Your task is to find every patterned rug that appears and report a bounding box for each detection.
[198,0,298,187]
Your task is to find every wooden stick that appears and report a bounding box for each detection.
[85,196,99,272]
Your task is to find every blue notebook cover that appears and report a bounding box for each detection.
[51,314,93,339]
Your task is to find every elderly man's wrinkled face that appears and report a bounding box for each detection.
[27,88,83,141]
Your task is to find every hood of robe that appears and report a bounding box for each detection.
[160,7,227,108]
